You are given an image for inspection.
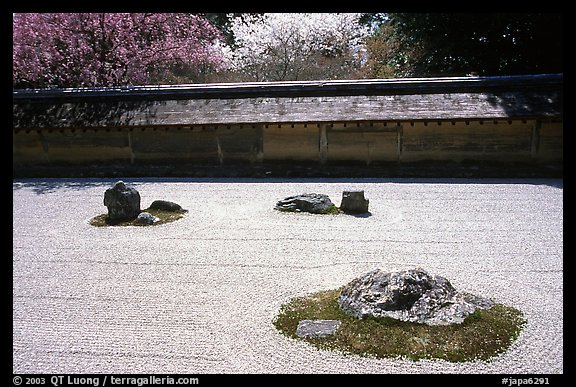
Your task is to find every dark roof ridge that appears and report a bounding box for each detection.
[13,73,563,101]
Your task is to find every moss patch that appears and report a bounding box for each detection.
[273,288,526,362]
[90,208,187,227]
[276,204,342,215]
[321,204,342,215]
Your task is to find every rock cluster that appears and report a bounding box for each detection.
[102,181,185,225]
[338,268,494,326]
[275,191,370,214]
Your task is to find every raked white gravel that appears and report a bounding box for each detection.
[12,177,563,374]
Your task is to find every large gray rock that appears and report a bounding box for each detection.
[103,181,141,222]
[338,268,494,326]
[274,193,336,214]
[340,190,369,214]
[296,320,341,338]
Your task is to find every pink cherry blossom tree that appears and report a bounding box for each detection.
[13,13,226,88]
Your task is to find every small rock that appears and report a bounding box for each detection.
[149,200,185,212]
[340,190,369,214]
[296,320,341,338]
[275,193,336,214]
[134,211,160,225]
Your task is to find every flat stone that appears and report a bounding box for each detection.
[274,193,336,214]
[296,320,341,338]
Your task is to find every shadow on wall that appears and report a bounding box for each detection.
[13,99,157,129]
[485,91,563,118]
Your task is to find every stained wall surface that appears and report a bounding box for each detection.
[13,120,563,168]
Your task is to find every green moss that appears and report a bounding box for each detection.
[273,288,526,362]
[276,204,342,215]
[89,207,187,227]
[321,205,342,214]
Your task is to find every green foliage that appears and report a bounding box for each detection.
[274,288,526,362]
[365,13,563,77]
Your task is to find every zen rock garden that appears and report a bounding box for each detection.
[274,190,370,215]
[93,180,187,226]
[90,181,525,361]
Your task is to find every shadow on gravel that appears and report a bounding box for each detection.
[12,177,563,195]
[345,212,373,218]
[12,179,116,195]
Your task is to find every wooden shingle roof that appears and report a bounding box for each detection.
[13,73,562,130]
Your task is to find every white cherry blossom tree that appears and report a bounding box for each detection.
[224,13,370,81]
